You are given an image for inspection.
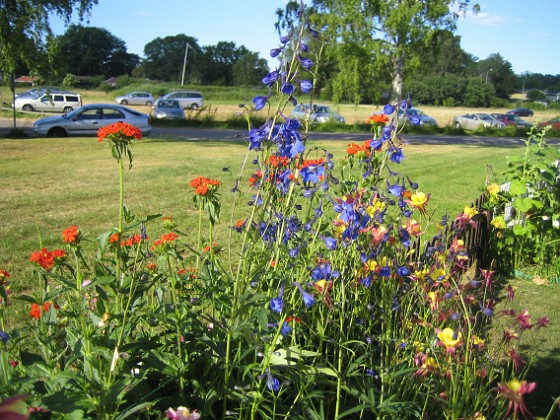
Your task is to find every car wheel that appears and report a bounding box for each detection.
[63,106,73,114]
[190,104,199,110]
[47,127,67,138]
[22,104,33,112]
[146,101,153,106]
[121,100,128,105]
[454,122,462,129]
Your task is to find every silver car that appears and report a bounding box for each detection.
[152,99,185,120]
[14,92,82,113]
[291,104,345,124]
[115,91,154,106]
[453,113,505,130]
[32,104,152,138]
[160,91,204,109]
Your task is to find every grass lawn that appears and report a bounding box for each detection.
[1,130,559,416]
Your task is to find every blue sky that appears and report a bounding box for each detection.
[51,0,560,75]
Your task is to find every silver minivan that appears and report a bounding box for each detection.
[14,92,82,113]
[159,91,204,109]
[115,91,154,106]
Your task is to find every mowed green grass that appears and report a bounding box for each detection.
[0,135,513,291]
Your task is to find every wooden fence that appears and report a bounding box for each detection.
[409,192,492,273]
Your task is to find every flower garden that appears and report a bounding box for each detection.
[1,3,560,420]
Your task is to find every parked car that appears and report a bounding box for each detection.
[14,92,82,113]
[508,107,534,117]
[453,113,505,130]
[490,113,532,128]
[291,104,346,124]
[159,91,204,109]
[15,87,67,99]
[32,104,152,138]
[115,91,154,106]
[537,116,560,130]
[398,107,438,126]
[152,99,185,120]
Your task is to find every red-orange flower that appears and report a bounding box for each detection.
[152,232,179,249]
[190,176,221,197]
[346,140,373,157]
[29,248,67,271]
[97,122,142,144]
[367,114,389,125]
[62,225,80,244]
[121,234,144,247]
[30,302,55,319]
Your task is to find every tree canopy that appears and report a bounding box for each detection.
[0,0,98,77]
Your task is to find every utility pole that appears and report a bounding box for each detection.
[181,42,192,86]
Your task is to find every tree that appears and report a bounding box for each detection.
[285,0,479,103]
[0,0,98,129]
[0,0,97,77]
[476,53,517,99]
[232,52,269,86]
[140,35,201,83]
[53,25,139,78]
[197,42,253,85]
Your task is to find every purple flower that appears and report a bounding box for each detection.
[293,282,315,308]
[322,236,337,250]
[280,321,292,336]
[408,115,421,126]
[383,104,396,115]
[270,48,282,58]
[299,43,309,52]
[387,181,405,197]
[252,95,268,111]
[270,296,284,314]
[262,70,280,86]
[0,330,8,343]
[266,368,281,393]
[298,55,313,70]
[300,80,313,94]
[361,276,372,288]
[281,83,295,96]
[390,147,404,164]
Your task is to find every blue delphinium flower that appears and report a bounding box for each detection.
[270,48,282,58]
[297,54,313,70]
[262,70,280,86]
[361,276,372,288]
[384,104,396,115]
[253,95,268,111]
[280,321,292,336]
[321,236,337,250]
[389,147,404,164]
[300,79,313,93]
[311,262,339,281]
[387,181,405,197]
[293,282,315,308]
[408,115,421,126]
[270,287,284,314]
[299,161,324,184]
[266,368,281,393]
[0,330,8,343]
[281,83,295,96]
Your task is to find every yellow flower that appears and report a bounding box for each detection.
[437,327,462,349]
[487,183,500,195]
[409,191,429,212]
[367,259,378,271]
[491,216,506,229]
[463,206,478,218]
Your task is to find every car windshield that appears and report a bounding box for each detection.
[315,106,330,113]
[478,114,492,121]
[159,100,179,108]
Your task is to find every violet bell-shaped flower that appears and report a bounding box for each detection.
[293,282,315,308]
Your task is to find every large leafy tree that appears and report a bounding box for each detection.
[474,53,517,100]
[0,0,98,77]
[197,42,254,85]
[232,52,269,86]
[140,34,201,83]
[285,0,479,103]
[53,25,139,77]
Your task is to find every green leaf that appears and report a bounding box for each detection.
[509,179,527,196]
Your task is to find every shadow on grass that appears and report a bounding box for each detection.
[520,346,560,418]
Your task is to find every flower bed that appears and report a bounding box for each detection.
[0,4,554,419]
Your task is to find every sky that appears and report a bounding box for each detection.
[50,0,560,76]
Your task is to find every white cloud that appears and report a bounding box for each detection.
[462,11,511,26]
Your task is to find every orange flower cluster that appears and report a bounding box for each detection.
[29,248,67,271]
[366,114,389,125]
[297,158,325,169]
[190,176,221,197]
[109,233,145,247]
[267,155,289,168]
[152,232,179,248]
[62,225,80,244]
[346,140,372,156]
[30,302,56,319]
[97,122,142,144]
